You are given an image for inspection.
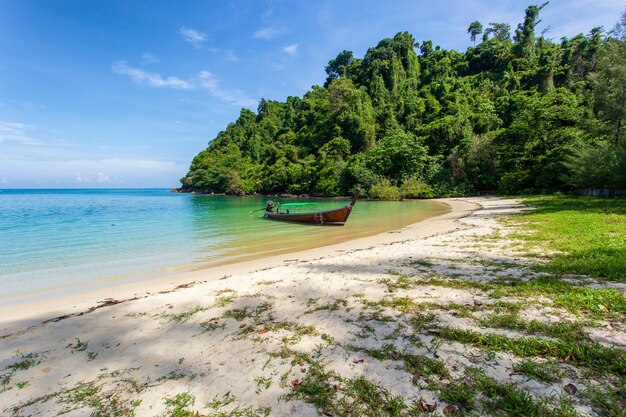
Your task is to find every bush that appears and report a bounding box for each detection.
[400,177,434,198]
[562,142,626,191]
[498,170,533,195]
[225,171,245,195]
[369,178,402,200]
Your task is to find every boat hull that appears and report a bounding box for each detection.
[265,206,352,225]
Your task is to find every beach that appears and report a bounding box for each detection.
[1,197,623,416]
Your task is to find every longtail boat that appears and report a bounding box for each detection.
[262,189,360,225]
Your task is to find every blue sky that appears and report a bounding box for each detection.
[0,0,623,188]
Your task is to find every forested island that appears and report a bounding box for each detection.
[180,4,625,198]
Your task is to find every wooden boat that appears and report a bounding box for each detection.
[264,189,360,225]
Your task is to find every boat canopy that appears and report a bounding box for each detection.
[279,202,319,207]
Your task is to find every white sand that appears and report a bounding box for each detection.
[1,197,622,416]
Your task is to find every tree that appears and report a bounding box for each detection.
[513,2,548,59]
[562,142,625,190]
[419,40,433,57]
[483,22,511,42]
[366,128,433,180]
[610,6,626,40]
[324,50,354,87]
[591,28,626,146]
[467,21,483,46]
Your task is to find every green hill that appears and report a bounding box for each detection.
[180,4,625,198]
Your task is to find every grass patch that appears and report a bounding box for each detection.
[362,297,429,313]
[347,343,448,381]
[478,314,587,341]
[287,361,413,416]
[199,320,225,332]
[403,353,449,380]
[439,379,477,411]
[1,353,41,392]
[69,338,88,352]
[58,380,143,417]
[222,302,272,322]
[378,275,413,292]
[306,298,348,313]
[256,280,281,286]
[409,312,437,332]
[214,295,236,307]
[492,276,626,320]
[419,275,495,292]
[513,359,562,382]
[168,306,208,323]
[405,258,434,268]
[6,353,40,372]
[584,382,626,417]
[513,196,626,281]
[438,327,626,376]
[435,367,577,416]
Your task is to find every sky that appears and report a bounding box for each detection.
[0,0,623,188]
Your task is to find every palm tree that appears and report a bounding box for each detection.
[467,21,483,46]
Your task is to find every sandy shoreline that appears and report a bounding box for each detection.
[2,196,622,416]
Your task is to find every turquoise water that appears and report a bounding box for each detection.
[0,189,446,301]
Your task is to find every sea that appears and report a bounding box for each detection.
[0,189,447,303]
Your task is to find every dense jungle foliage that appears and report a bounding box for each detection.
[180,4,626,198]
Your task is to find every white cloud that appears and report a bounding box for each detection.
[197,70,219,89]
[112,62,257,108]
[0,121,42,145]
[282,43,299,56]
[179,27,207,48]
[141,52,160,65]
[111,61,193,89]
[97,172,111,183]
[197,71,257,107]
[253,26,288,40]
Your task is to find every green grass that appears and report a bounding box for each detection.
[513,359,563,382]
[584,382,626,417]
[403,353,449,380]
[283,357,337,412]
[438,327,626,376]
[287,361,413,416]
[478,314,587,341]
[6,353,40,371]
[434,367,578,417]
[513,196,626,281]
[492,276,626,320]
[305,298,348,313]
[58,381,142,417]
[385,273,625,321]
[199,320,225,332]
[378,275,414,292]
[169,306,208,323]
[222,302,272,322]
[346,343,449,381]
[439,379,478,411]
[70,338,88,352]
[214,295,236,307]
[2,353,41,390]
[417,275,495,292]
